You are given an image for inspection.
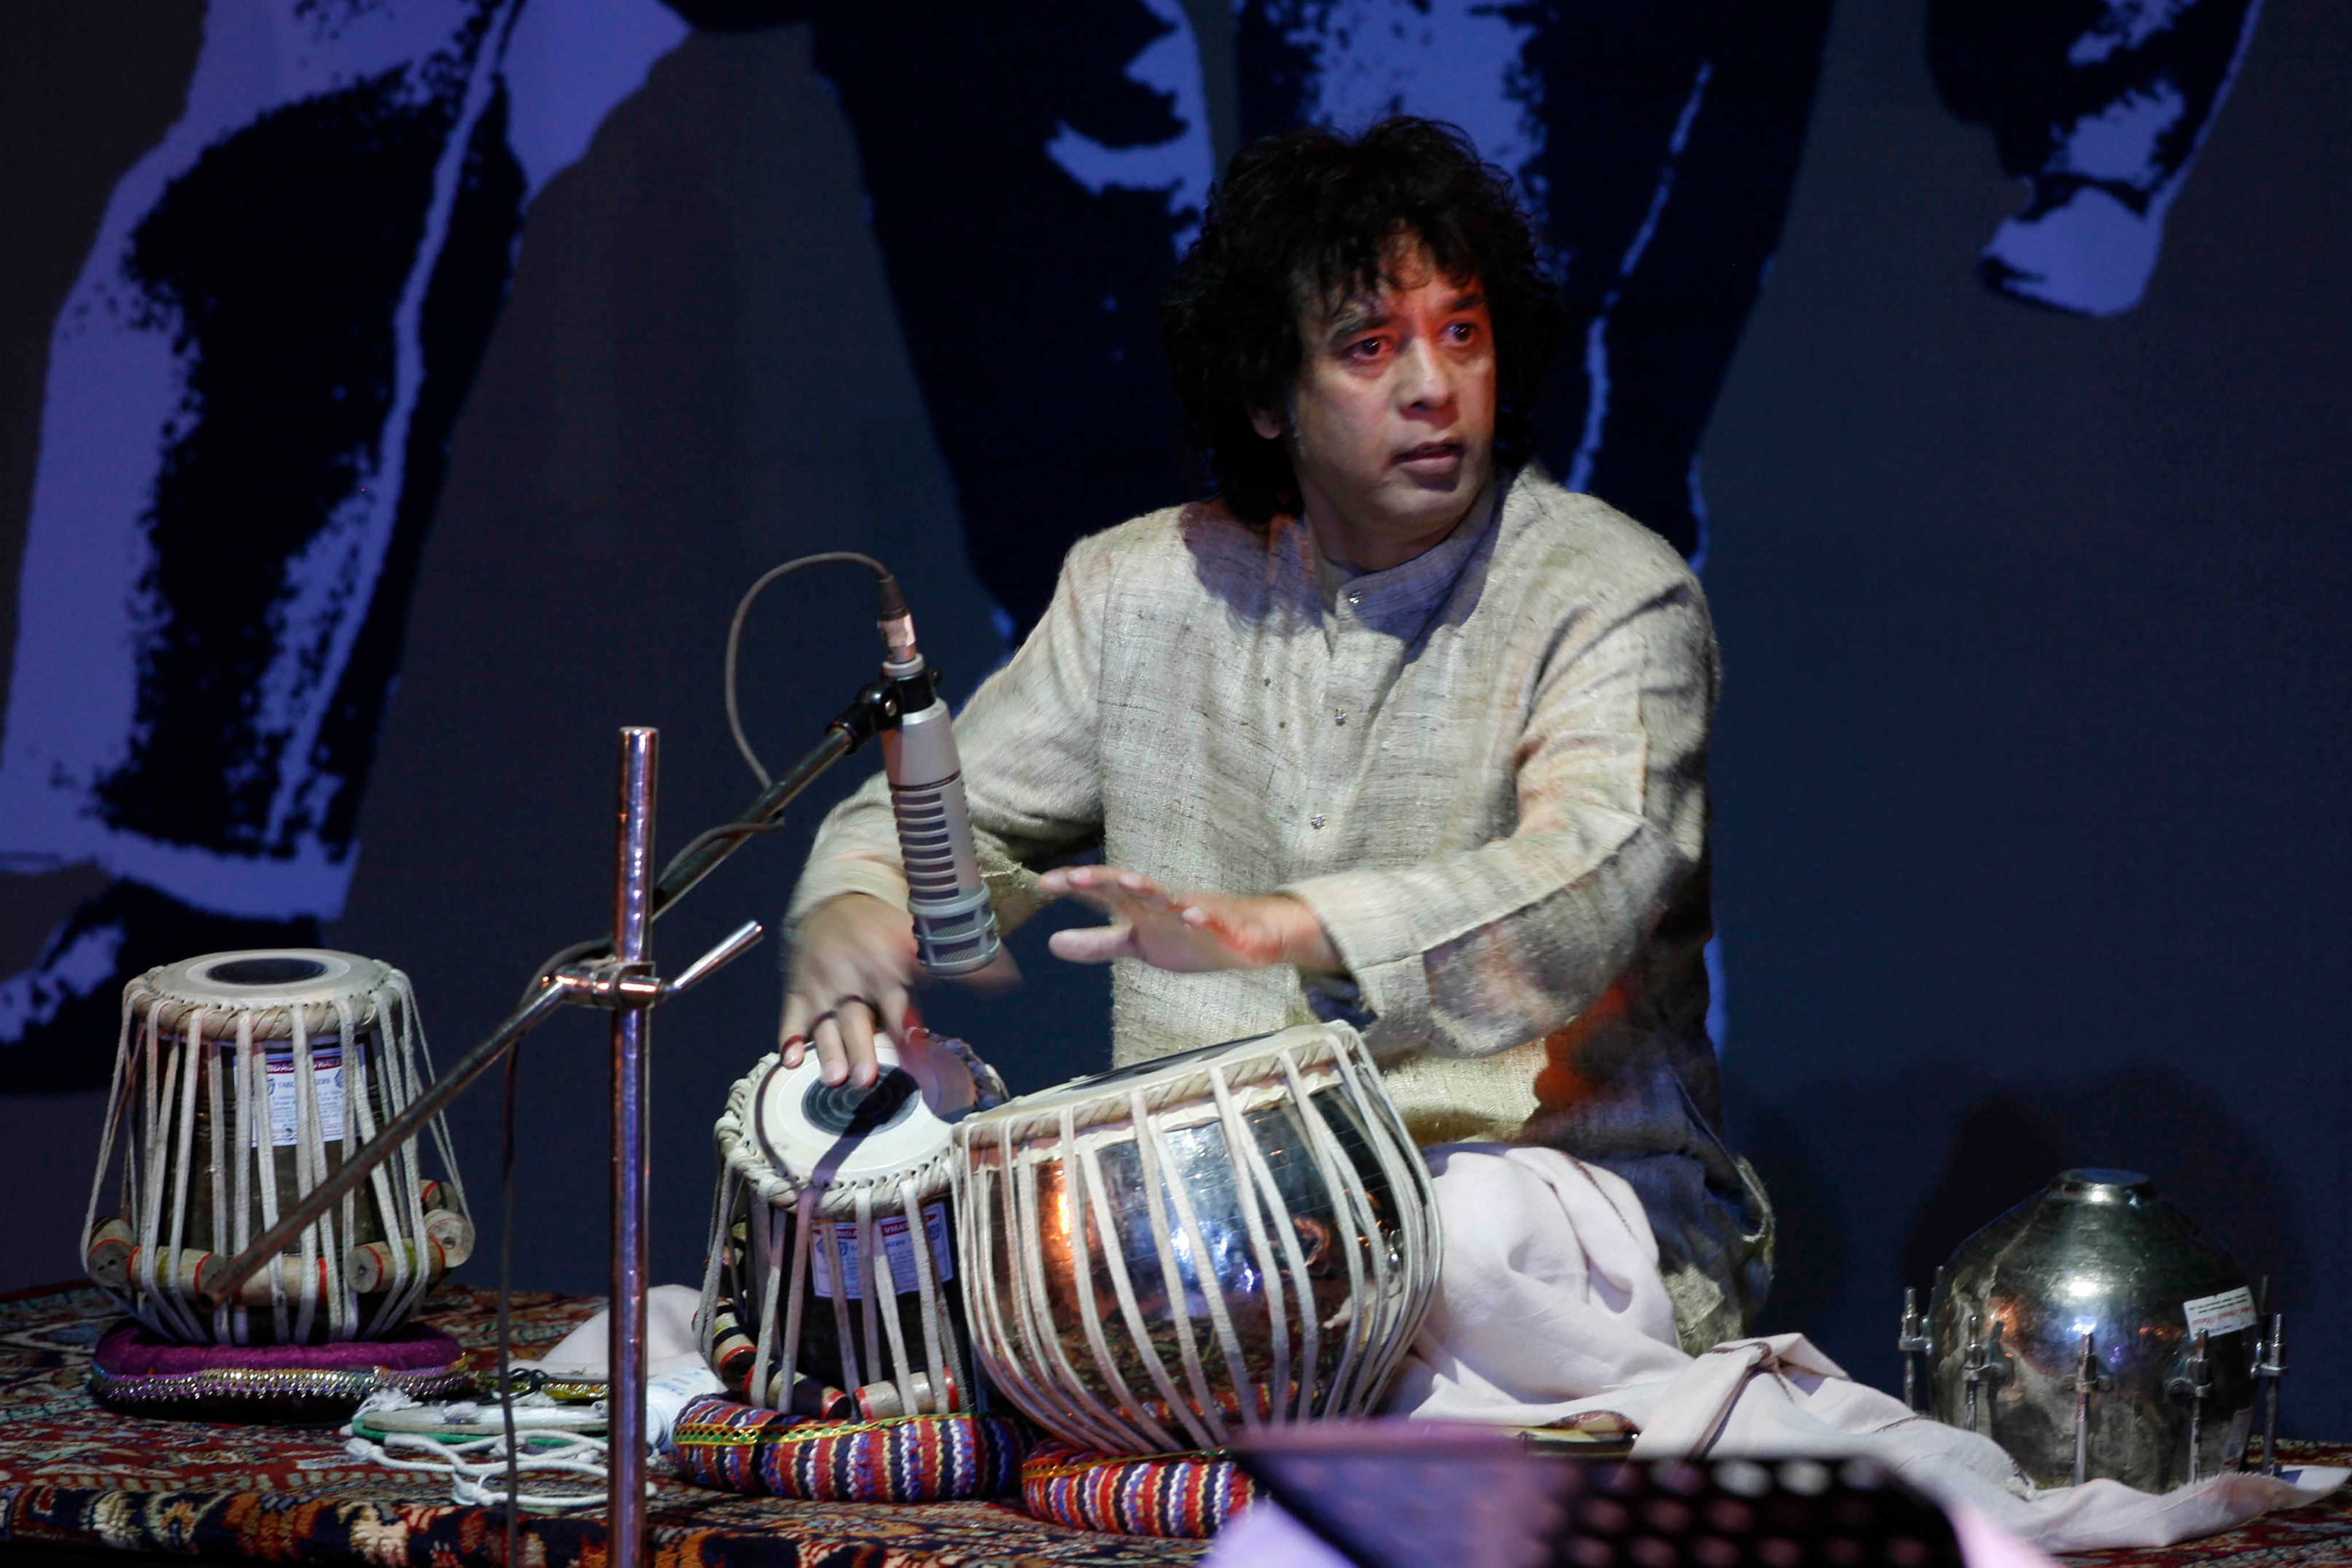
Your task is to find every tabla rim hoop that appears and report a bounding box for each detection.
[128,948,399,1041]
[952,1028,1353,1145]
[714,1038,969,1216]
[976,1074,1322,1159]
[715,1133,957,1219]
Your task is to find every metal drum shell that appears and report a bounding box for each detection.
[951,1023,1440,1455]
[1928,1168,2256,1491]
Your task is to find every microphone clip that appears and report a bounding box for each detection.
[827,665,941,751]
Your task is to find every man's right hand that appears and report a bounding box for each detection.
[779,893,919,1089]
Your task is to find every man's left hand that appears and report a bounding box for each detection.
[1038,866,1343,975]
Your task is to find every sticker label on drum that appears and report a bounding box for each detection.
[2183,1286,2258,1339]
[256,1046,345,1147]
[810,1201,953,1299]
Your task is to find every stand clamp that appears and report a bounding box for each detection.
[2167,1330,2214,1484]
[1960,1311,2012,1434]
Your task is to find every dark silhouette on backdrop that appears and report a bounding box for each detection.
[0,0,2264,1090]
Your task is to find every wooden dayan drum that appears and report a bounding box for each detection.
[82,949,473,1345]
[701,1033,1004,1420]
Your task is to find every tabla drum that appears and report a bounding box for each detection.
[701,1031,1005,1420]
[1926,1169,2262,1490]
[82,950,473,1345]
[951,1021,1440,1455]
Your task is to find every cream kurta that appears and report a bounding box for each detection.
[790,465,1767,1341]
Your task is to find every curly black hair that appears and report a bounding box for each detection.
[1159,117,1563,528]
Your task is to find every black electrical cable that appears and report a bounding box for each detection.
[724,551,893,787]
[659,816,786,878]
[498,1038,523,1563]
[491,938,595,1545]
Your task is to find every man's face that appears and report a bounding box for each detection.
[1255,238,1498,564]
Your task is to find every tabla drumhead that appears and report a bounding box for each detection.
[956,1025,1333,1136]
[753,1034,976,1188]
[139,948,393,1038]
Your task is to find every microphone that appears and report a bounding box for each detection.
[874,575,1003,978]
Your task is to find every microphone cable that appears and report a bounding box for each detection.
[722,551,897,788]
[717,544,1002,974]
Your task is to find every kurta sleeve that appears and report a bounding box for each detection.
[785,535,1111,936]
[1280,575,1715,1060]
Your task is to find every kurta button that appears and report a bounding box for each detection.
[1345,590,1363,606]
[1335,711,1348,725]
[1309,813,1325,830]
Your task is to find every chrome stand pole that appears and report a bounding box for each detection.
[191,710,871,1321]
[179,707,881,1557]
[1962,1313,1984,1433]
[609,728,657,1568]
[2258,1312,2287,1477]
[2068,1329,2108,1487]
[2169,1330,2212,1485]
[1896,1287,1931,1414]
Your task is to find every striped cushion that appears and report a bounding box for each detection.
[1019,1439,1257,1538]
[665,1393,1023,1502]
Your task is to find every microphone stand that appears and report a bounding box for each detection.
[189,679,906,1568]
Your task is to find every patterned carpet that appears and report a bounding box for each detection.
[0,1281,1202,1568]
[0,1281,2343,1567]
[2048,1444,2352,1567]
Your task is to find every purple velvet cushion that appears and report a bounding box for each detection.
[95,1320,465,1377]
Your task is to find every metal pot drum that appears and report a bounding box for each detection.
[1928,1168,2258,1491]
[950,1022,1441,1455]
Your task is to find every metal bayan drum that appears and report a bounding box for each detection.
[83,950,473,1345]
[1924,1169,2259,1491]
[701,1032,1005,1420]
[952,1022,1440,1455]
